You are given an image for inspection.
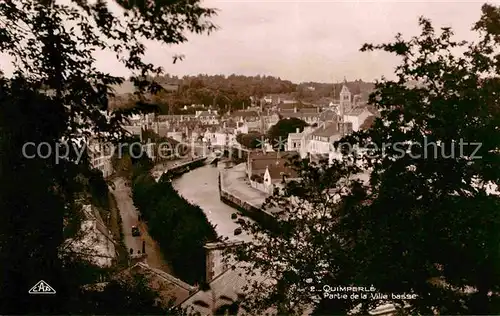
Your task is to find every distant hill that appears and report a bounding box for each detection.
[109,75,376,114]
[296,80,376,102]
[109,74,297,114]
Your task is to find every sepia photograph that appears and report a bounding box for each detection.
[0,0,499,315]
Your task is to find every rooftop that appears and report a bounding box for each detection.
[288,133,302,140]
[281,112,319,118]
[248,150,297,161]
[266,160,299,180]
[198,111,218,117]
[230,110,259,118]
[181,263,269,315]
[319,110,339,122]
[345,106,371,116]
[130,262,196,306]
[360,116,377,130]
[311,123,341,137]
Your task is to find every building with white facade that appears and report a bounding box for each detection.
[343,107,373,132]
[196,110,219,125]
[287,128,303,152]
[308,123,343,159]
[88,138,113,178]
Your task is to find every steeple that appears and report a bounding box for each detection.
[340,79,352,114]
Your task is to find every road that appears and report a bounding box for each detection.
[111,177,172,273]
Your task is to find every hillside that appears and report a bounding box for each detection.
[110,75,375,114]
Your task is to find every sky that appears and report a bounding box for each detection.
[1,0,497,83]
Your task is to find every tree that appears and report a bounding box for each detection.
[233,156,363,315]
[339,9,500,314]
[235,5,500,315]
[0,0,216,313]
[358,115,376,130]
[236,131,265,149]
[192,282,246,315]
[132,172,218,284]
[72,269,189,315]
[267,118,308,150]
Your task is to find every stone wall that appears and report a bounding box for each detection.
[204,241,244,283]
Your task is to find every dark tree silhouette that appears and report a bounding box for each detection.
[0,0,216,314]
[267,118,308,150]
[234,5,500,315]
[236,132,266,149]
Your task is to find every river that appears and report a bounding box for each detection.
[172,163,253,242]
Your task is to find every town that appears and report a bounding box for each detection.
[1,1,499,315]
[83,77,385,314]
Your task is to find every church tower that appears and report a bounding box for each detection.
[339,78,352,115]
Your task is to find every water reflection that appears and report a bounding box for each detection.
[172,163,253,242]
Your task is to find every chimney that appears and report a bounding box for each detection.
[204,241,240,283]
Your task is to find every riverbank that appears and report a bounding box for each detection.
[152,157,207,181]
[219,163,281,229]
[172,164,254,242]
[132,164,218,284]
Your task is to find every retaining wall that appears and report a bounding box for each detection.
[163,157,207,179]
[218,172,277,230]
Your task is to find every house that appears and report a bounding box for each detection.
[343,107,372,132]
[280,111,320,125]
[307,122,353,162]
[261,112,280,130]
[246,151,279,177]
[229,110,260,122]
[123,125,142,136]
[88,138,113,178]
[263,94,296,105]
[181,241,270,315]
[314,97,336,108]
[157,114,196,123]
[287,128,302,152]
[359,115,377,130]
[246,151,299,194]
[276,105,321,124]
[166,131,184,143]
[299,126,315,159]
[247,120,263,132]
[203,126,234,148]
[235,121,249,134]
[261,160,299,194]
[62,204,116,267]
[308,123,341,157]
[319,109,339,123]
[196,110,219,125]
[127,262,197,306]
